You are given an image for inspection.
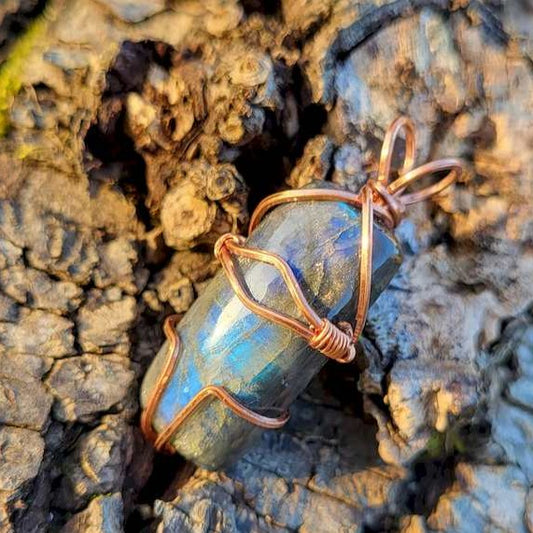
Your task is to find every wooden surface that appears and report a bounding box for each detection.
[0,1,532,531]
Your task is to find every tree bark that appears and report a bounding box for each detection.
[0,0,532,532]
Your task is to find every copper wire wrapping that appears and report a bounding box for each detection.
[141,117,465,452]
[140,314,289,452]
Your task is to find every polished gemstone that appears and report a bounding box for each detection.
[141,186,402,470]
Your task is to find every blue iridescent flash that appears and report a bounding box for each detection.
[141,188,402,470]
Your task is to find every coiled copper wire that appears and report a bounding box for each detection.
[141,117,465,453]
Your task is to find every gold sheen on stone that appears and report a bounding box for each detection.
[140,117,464,470]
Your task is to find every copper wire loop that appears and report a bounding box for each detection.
[141,117,465,451]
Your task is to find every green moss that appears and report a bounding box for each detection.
[14,143,37,160]
[426,427,467,458]
[0,8,52,137]
[426,431,446,457]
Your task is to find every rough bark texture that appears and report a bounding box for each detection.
[0,0,531,532]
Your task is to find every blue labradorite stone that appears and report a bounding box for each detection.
[141,185,402,470]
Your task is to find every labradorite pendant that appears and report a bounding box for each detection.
[141,189,402,470]
[140,115,463,471]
